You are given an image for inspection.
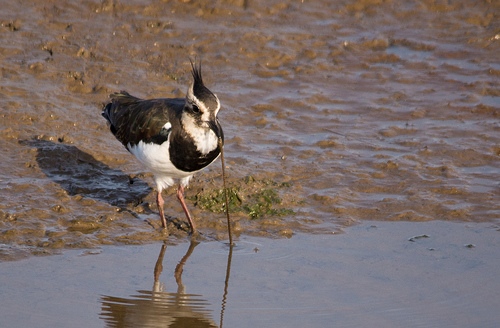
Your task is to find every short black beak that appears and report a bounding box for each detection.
[208,119,223,140]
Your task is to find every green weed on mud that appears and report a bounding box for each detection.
[189,176,295,219]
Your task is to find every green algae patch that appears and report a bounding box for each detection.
[243,188,295,219]
[189,176,296,220]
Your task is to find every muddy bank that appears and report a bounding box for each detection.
[1,0,499,259]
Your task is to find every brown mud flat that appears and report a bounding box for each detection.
[1,0,499,260]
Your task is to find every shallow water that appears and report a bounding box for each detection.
[1,221,499,327]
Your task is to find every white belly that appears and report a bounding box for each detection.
[127,138,193,191]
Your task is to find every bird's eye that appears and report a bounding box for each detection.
[192,105,200,113]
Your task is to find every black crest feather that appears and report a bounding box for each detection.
[190,60,217,107]
[190,60,204,89]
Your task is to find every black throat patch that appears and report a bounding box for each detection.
[168,130,220,172]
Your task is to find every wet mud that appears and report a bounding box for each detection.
[1,0,499,259]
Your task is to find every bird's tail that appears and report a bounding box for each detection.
[102,90,140,122]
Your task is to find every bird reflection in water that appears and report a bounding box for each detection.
[100,241,233,328]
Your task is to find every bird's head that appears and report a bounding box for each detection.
[183,61,222,139]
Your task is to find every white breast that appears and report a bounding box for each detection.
[127,137,193,191]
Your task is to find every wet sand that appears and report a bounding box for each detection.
[1,221,499,327]
[0,0,499,326]
[1,0,499,255]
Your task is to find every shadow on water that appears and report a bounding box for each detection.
[100,241,234,328]
[20,138,151,209]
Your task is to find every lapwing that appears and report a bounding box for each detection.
[102,61,223,234]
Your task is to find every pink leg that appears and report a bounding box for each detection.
[157,191,167,229]
[177,184,196,234]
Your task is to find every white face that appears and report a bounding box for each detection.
[185,83,220,127]
[181,83,221,154]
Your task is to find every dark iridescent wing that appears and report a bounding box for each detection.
[102,91,183,148]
